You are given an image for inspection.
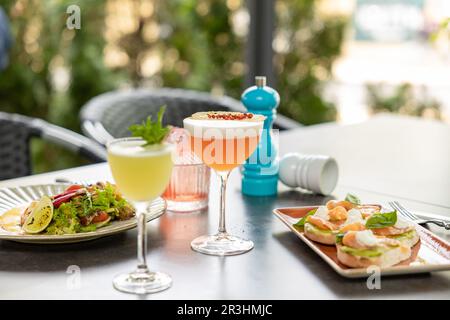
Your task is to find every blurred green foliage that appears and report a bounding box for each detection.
[275,0,346,125]
[366,83,442,119]
[0,0,116,130]
[0,0,346,174]
[0,0,117,173]
[116,0,245,96]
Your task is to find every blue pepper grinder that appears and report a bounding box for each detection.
[241,76,280,196]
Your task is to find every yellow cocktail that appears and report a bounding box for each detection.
[183,111,265,256]
[108,140,173,201]
[107,137,173,294]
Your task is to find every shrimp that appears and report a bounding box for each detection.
[327,200,356,211]
[372,226,411,236]
[340,222,365,232]
[306,216,337,231]
[326,200,337,210]
[328,206,348,221]
[343,229,403,250]
[342,232,367,249]
[358,205,381,217]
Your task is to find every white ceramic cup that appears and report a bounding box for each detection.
[279,153,338,195]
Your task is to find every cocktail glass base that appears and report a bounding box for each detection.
[113,270,172,294]
[191,233,254,256]
[166,198,209,213]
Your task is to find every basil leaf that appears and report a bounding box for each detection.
[365,210,397,229]
[293,209,317,227]
[335,233,345,245]
[345,193,361,205]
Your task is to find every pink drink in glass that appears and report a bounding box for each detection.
[162,128,210,212]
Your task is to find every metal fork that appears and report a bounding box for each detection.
[54,178,93,186]
[389,201,450,230]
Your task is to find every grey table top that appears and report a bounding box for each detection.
[0,114,449,299]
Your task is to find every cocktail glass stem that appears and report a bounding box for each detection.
[112,201,172,294]
[190,168,253,256]
[217,170,230,236]
[135,202,149,272]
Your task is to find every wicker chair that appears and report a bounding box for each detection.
[80,88,300,145]
[0,112,106,181]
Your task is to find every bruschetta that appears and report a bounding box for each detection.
[336,230,411,268]
[303,205,347,245]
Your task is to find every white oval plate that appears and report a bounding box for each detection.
[0,184,166,244]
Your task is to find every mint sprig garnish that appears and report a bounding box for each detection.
[128,106,170,146]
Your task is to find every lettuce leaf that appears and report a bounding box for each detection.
[45,202,81,235]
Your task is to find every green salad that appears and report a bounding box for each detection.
[21,182,135,235]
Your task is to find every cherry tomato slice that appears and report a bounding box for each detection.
[92,212,109,223]
[65,185,83,193]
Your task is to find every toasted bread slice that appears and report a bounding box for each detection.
[336,243,411,268]
[387,229,420,248]
[304,222,336,245]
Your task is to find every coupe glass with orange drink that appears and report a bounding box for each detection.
[184,111,265,255]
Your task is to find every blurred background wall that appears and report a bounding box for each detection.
[0,0,448,173]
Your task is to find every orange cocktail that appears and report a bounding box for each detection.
[184,111,264,172]
[189,136,259,172]
[183,111,265,256]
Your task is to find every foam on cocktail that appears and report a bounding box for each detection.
[183,112,265,138]
[108,139,172,157]
[183,112,265,172]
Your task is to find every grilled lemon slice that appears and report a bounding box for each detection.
[22,196,54,234]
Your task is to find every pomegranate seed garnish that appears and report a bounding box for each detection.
[205,112,254,120]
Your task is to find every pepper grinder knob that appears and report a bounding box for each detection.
[255,76,266,87]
